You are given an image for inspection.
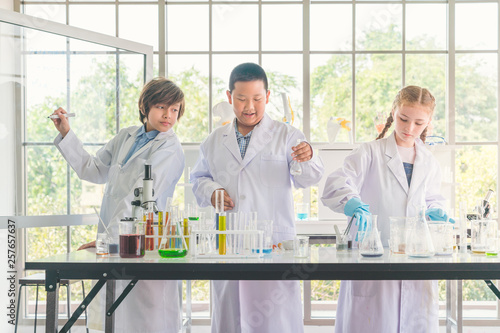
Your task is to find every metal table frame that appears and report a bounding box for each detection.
[26,248,500,333]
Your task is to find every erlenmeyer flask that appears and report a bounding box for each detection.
[158,206,188,258]
[406,206,435,258]
[359,215,384,257]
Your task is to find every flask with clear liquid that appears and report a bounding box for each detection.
[359,215,384,257]
[406,206,435,258]
[290,139,303,176]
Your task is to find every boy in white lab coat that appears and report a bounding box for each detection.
[51,77,185,333]
[321,86,451,333]
[191,62,324,333]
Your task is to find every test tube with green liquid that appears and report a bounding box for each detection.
[215,189,226,255]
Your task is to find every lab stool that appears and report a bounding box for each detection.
[14,273,88,333]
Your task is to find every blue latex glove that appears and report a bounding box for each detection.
[344,197,371,233]
[426,208,455,223]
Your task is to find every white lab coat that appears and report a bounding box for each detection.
[55,126,185,333]
[191,113,324,333]
[321,132,444,333]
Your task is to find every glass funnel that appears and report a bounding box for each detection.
[406,206,435,258]
[359,215,384,257]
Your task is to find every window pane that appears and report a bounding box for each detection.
[70,145,105,214]
[406,4,446,50]
[27,227,67,261]
[167,5,208,52]
[69,5,115,36]
[456,3,498,50]
[25,54,67,142]
[168,55,210,142]
[119,5,159,51]
[26,146,67,215]
[405,54,446,140]
[456,53,498,142]
[24,4,66,24]
[118,53,145,130]
[356,4,402,51]
[311,4,352,51]
[311,275,339,318]
[185,280,210,318]
[310,54,352,143]
[70,145,103,252]
[355,54,402,142]
[212,5,258,51]
[262,54,303,131]
[70,54,118,142]
[262,5,302,51]
[456,145,497,219]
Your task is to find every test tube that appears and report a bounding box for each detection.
[228,212,239,255]
[459,202,468,253]
[246,212,258,254]
[215,189,226,255]
[158,211,163,249]
[170,206,178,249]
[183,211,190,249]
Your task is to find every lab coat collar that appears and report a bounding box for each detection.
[385,132,410,194]
[120,126,175,166]
[222,119,244,163]
[240,113,274,167]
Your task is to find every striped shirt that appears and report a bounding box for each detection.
[235,120,253,159]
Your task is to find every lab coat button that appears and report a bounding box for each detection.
[240,195,246,200]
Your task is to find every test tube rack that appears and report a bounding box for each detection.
[190,229,264,259]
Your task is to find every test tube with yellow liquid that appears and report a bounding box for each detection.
[183,213,190,250]
[158,211,163,249]
[215,189,226,255]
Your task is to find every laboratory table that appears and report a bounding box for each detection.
[25,248,500,333]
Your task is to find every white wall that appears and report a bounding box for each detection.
[0,0,14,10]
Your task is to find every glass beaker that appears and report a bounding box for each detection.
[486,237,499,257]
[389,216,411,254]
[406,207,435,258]
[336,234,349,251]
[296,203,310,221]
[254,220,273,254]
[96,233,109,256]
[428,222,454,256]
[294,236,309,258]
[471,220,498,254]
[119,219,146,258]
[359,215,384,257]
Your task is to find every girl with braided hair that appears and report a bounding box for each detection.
[322,85,451,333]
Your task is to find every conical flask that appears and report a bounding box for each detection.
[406,206,435,258]
[158,206,188,258]
[359,215,384,257]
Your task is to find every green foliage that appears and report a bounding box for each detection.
[170,67,212,143]
[456,146,497,213]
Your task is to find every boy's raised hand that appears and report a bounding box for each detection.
[211,188,235,211]
[292,142,313,162]
[51,107,71,137]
